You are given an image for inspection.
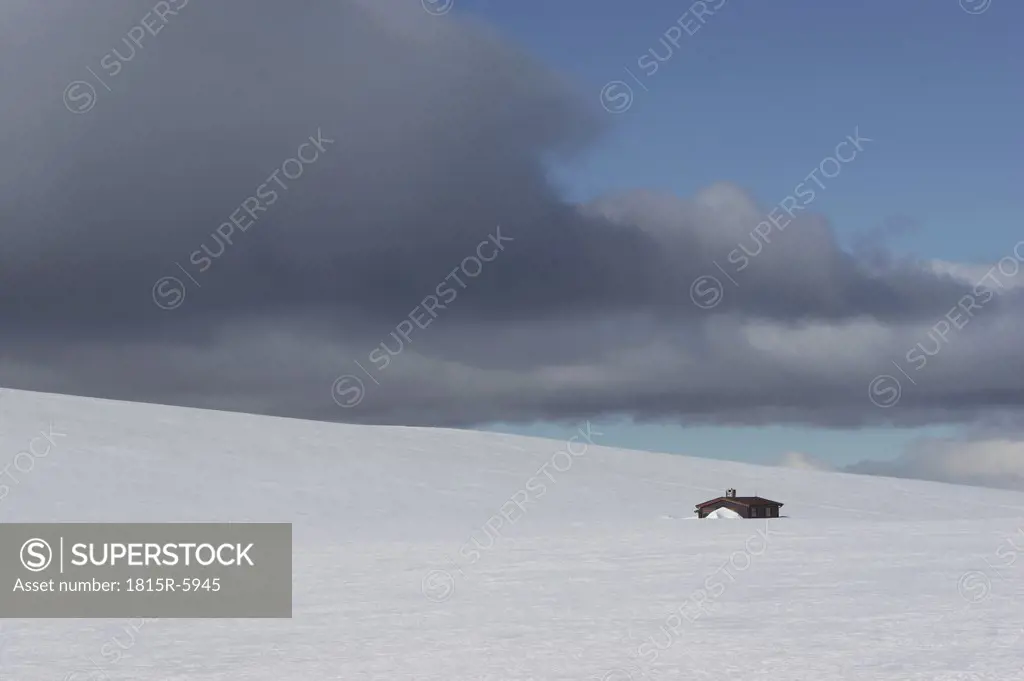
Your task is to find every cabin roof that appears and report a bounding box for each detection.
[695,496,784,509]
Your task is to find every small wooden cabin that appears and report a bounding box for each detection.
[695,489,783,519]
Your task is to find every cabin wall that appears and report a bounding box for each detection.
[698,501,782,518]
[697,500,750,518]
[749,505,781,518]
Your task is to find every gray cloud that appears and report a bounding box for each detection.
[2,0,1024,431]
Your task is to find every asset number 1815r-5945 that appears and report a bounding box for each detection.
[125,577,220,592]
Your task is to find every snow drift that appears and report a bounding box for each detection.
[704,507,743,519]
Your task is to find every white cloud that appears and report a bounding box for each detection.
[928,259,1024,290]
[785,437,1024,491]
[778,451,834,471]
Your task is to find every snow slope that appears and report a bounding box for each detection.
[1,388,1022,680]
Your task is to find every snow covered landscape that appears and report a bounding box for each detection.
[1,388,1021,680]
[3,0,1023,678]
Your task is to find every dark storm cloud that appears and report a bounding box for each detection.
[1,0,610,329]
[2,0,1024,429]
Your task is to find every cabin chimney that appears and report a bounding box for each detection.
[726,488,736,498]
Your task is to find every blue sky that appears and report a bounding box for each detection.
[469,0,1023,465]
